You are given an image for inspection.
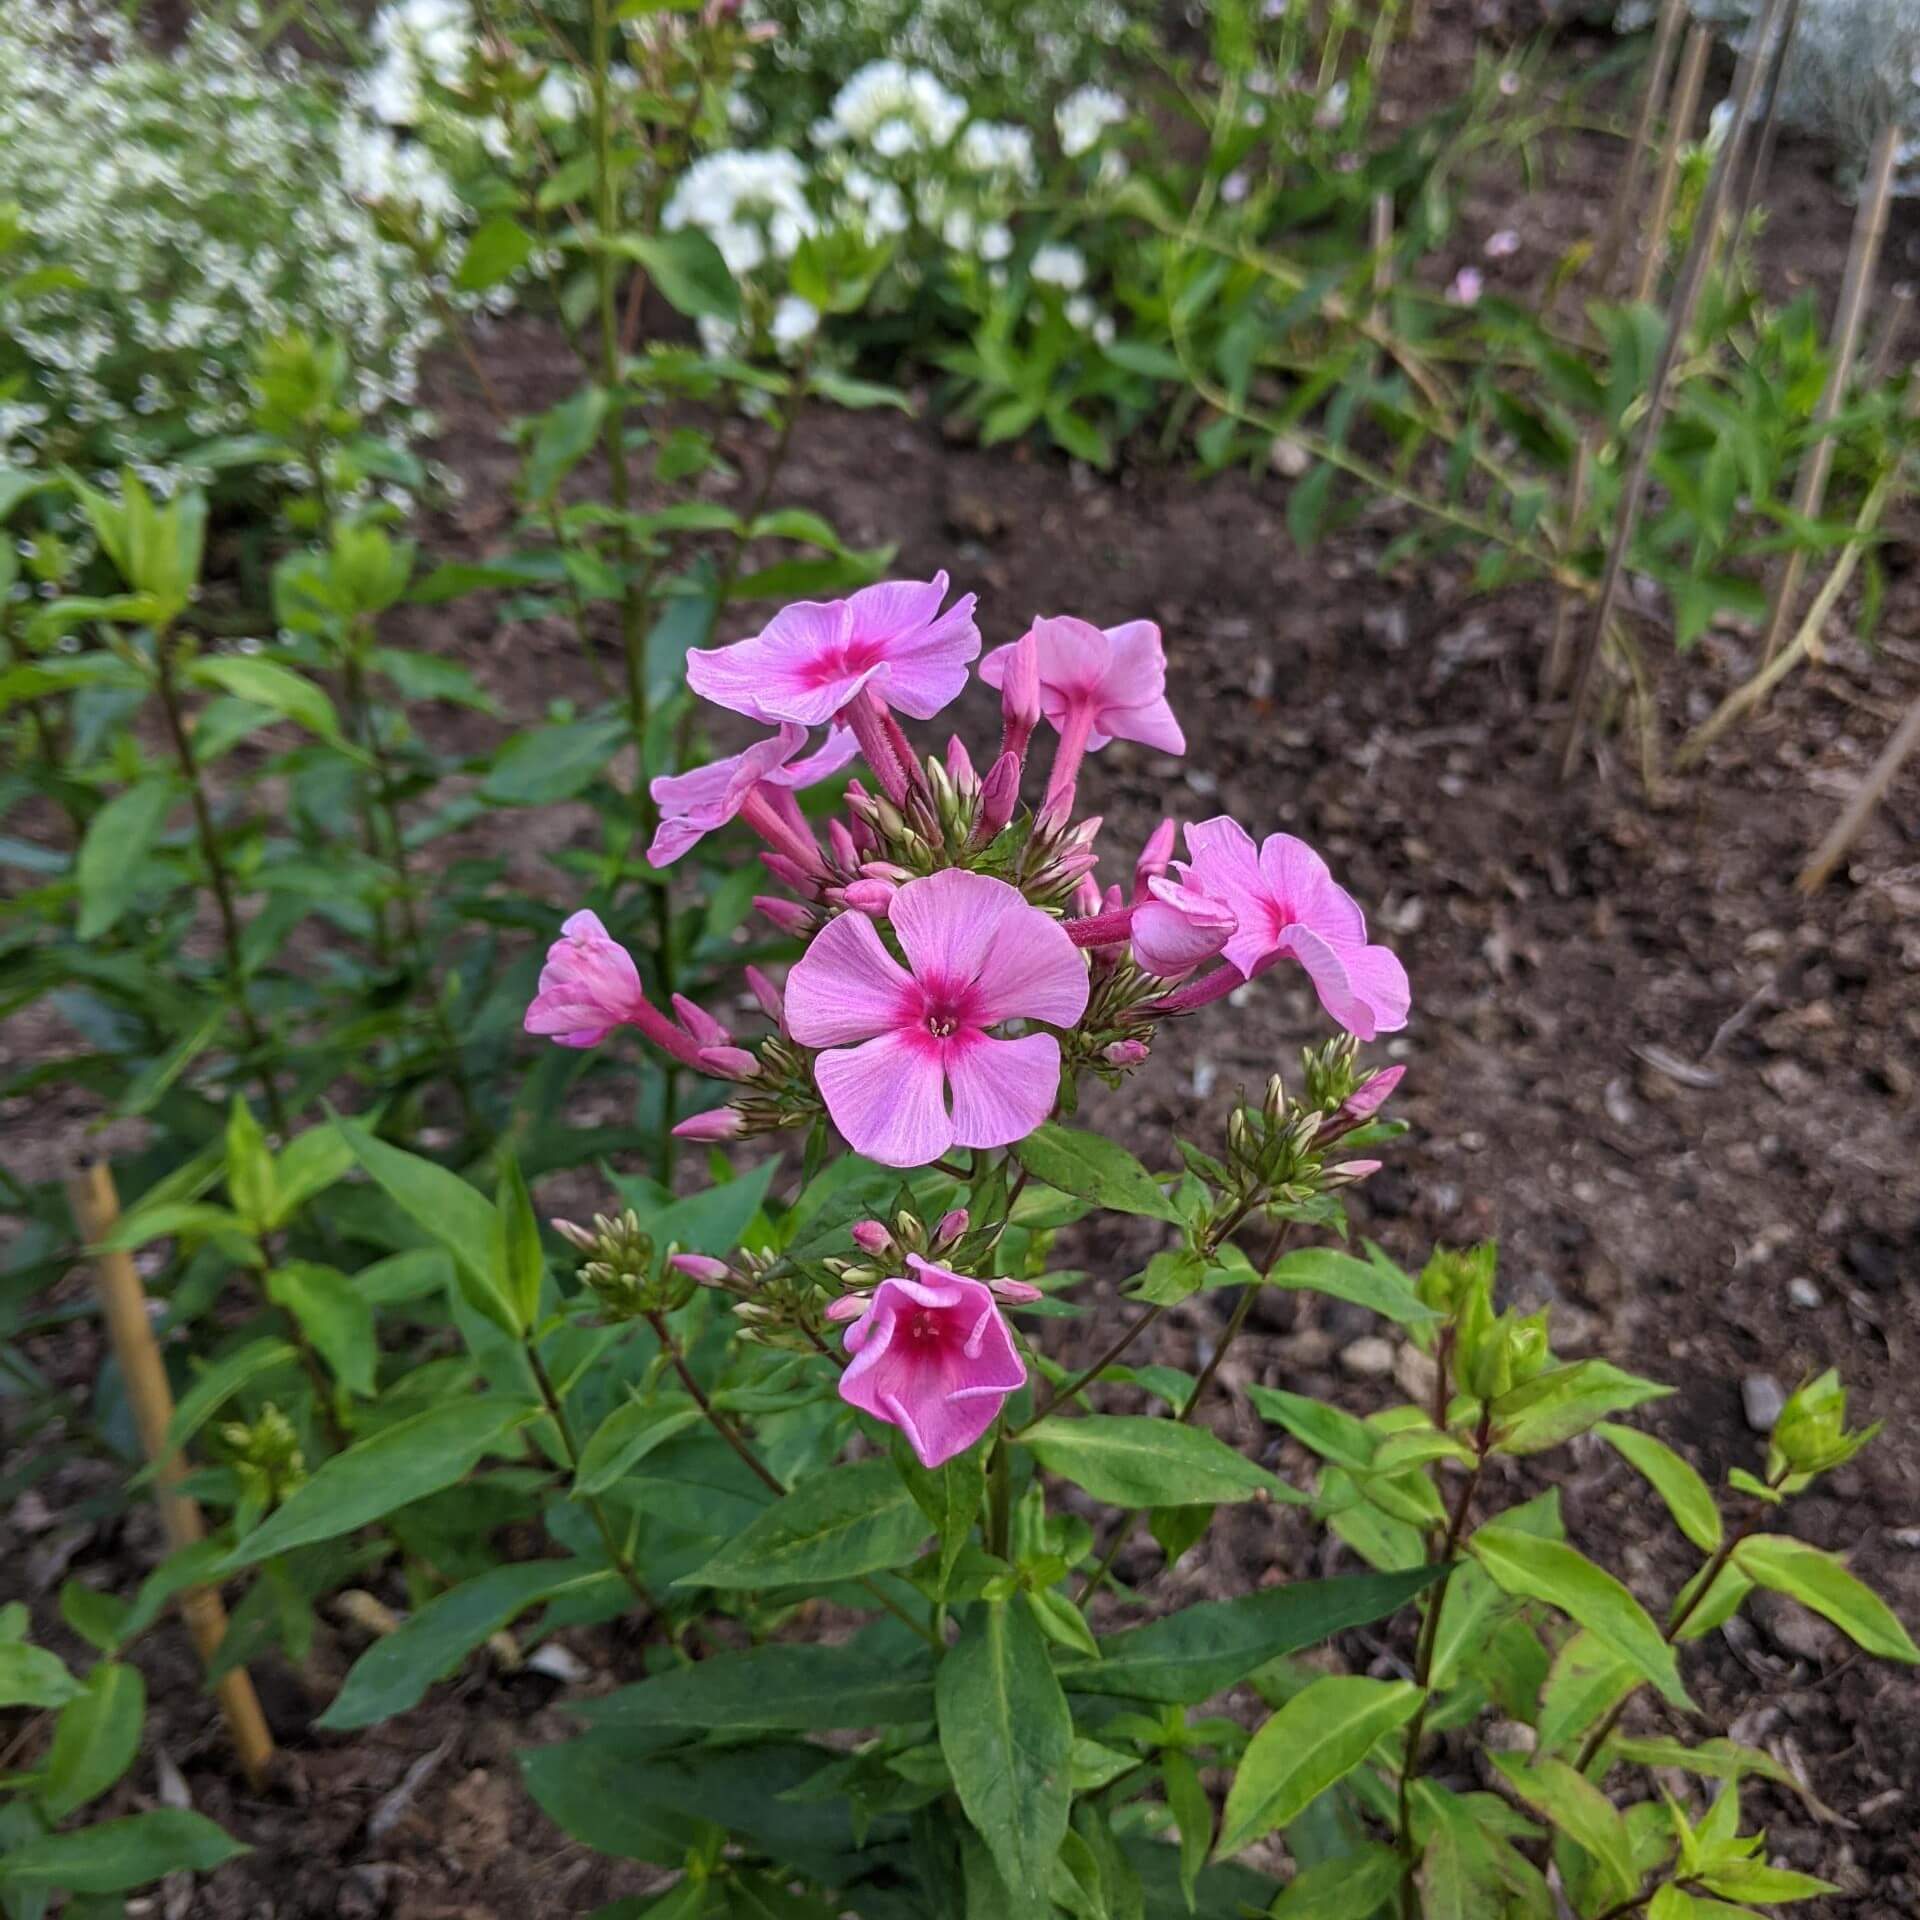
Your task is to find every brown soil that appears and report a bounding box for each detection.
[7,5,1920,1915]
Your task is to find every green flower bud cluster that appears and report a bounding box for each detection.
[220,1402,306,1512]
[1769,1369,1880,1480]
[553,1209,672,1319]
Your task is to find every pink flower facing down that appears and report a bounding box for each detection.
[836,1256,1027,1467]
[646,723,857,869]
[1135,818,1410,1041]
[686,574,980,728]
[784,868,1089,1168]
[979,616,1185,820]
[525,910,710,1063]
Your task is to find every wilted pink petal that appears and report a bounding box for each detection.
[669,1253,730,1282]
[673,1106,746,1141]
[686,574,980,727]
[1139,817,1409,1038]
[838,1258,1027,1466]
[785,870,1089,1167]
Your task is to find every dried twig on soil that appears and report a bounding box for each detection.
[1757,123,1900,665]
[1797,682,1920,891]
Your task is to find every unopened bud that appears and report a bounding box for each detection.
[745,964,785,1027]
[935,1208,969,1245]
[978,751,1021,837]
[999,630,1041,759]
[840,878,897,918]
[1133,819,1177,902]
[827,819,860,870]
[671,994,730,1048]
[552,1218,598,1252]
[1263,1073,1286,1131]
[946,735,977,792]
[1104,1039,1150,1067]
[673,1106,746,1142]
[1334,1064,1404,1131]
[851,1220,892,1257]
[1071,874,1103,919]
[988,1277,1043,1304]
[1325,1159,1382,1187]
[668,1253,730,1283]
[697,1044,761,1081]
[754,895,814,936]
[760,851,813,892]
[1771,1369,1878,1477]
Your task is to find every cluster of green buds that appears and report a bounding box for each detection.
[220,1403,306,1518]
[552,1209,686,1319]
[1769,1369,1881,1482]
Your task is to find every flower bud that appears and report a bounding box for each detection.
[839,877,897,918]
[760,851,814,893]
[827,819,860,870]
[1324,1158,1382,1187]
[1333,1064,1404,1134]
[754,895,814,936]
[671,994,730,1049]
[1133,819,1177,902]
[988,1277,1043,1305]
[946,735,977,792]
[978,750,1021,837]
[551,1217,598,1253]
[934,1208,969,1246]
[1071,874,1104,919]
[673,1106,746,1142]
[851,1220,892,1257]
[999,630,1041,760]
[1104,1038,1150,1067]
[697,1044,761,1081]
[1771,1369,1878,1477]
[668,1252,730,1284]
[745,964,785,1026]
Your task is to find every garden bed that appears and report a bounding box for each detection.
[6,6,1920,1915]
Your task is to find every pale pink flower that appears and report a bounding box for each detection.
[686,574,980,727]
[784,869,1089,1167]
[1135,818,1409,1040]
[1446,266,1483,306]
[524,910,724,1068]
[837,1256,1028,1466]
[647,723,856,867]
[979,615,1184,818]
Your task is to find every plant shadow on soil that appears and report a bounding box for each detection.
[7,7,1920,1913]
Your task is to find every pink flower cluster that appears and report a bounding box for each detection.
[522,573,1411,1464]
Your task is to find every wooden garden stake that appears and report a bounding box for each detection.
[1632,25,1713,306]
[1541,437,1591,700]
[1798,688,1920,892]
[1558,0,1792,782]
[64,1158,274,1789]
[1728,0,1805,245]
[1757,123,1899,665]
[1864,285,1913,386]
[1592,0,1688,295]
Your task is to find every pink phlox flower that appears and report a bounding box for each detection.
[1136,818,1409,1040]
[647,722,856,868]
[980,615,1184,820]
[783,868,1089,1167]
[836,1255,1028,1467]
[523,910,654,1049]
[685,573,980,727]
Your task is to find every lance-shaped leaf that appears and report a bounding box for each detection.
[683,1459,926,1590]
[1597,1423,1722,1554]
[1732,1535,1919,1663]
[1021,1414,1301,1509]
[1489,1753,1637,1901]
[1011,1124,1182,1221]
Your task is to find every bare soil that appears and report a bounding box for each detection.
[6,5,1919,1915]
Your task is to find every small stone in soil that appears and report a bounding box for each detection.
[1743,1373,1787,1432]
[1340,1336,1396,1379]
[1787,1277,1823,1309]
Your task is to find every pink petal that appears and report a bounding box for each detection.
[784,910,916,1047]
[814,1029,953,1166]
[1182,816,1265,901]
[768,726,861,788]
[944,1029,1062,1149]
[1256,833,1356,939]
[968,901,1089,1030]
[1086,621,1182,751]
[1132,896,1231,977]
[873,598,981,719]
[1277,923,1372,1038]
[1026,614,1112,714]
[1341,941,1411,1036]
[687,601,875,726]
[1098,691,1186,755]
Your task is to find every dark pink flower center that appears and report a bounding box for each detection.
[904,1306,951,1346]
[911,978,983,1048]
[801,634,889,688]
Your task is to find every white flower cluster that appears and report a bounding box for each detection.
[663,150,819,276]
[0,6,443,483]
[1055,85,1128,158]
[357,0,473,128]
[820,60,968,157]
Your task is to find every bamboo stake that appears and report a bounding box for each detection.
[1757,124,1900,665]
[65,1160,274,1789]
[1541,438,1592,700]
[1592,0,1689,295]
[1727,0,1805,245]
[1633,26,1714,306]
[1864,285,1914,386]
[1798,687,1920,890]
[1558,0,1793,782]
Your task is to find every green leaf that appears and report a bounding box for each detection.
[493,1156,544,1338]
[481,716,626,805]
[332,1117,509,1335]
[221,1398,528,1570]
[938,1599,1072,1920]
[606,229,739,321]
[1161,1750,1211,1911]
[39,1663,144,1821]
[1597,1423,1721,1554]
[266,1263,376,1397]
[188,656,343,745]
[1493,1361,1670,1454]
[1413,1785,1507,1920]
[1693,1860,1837,1904]
[579,1638,937,1733]
[1216,1677,1421,1857]
[1022,1415,1298,1508]
[1028,1585,1101,1660]
[75,777,174,939]
[1469,1524,1692,1710]
[574,1399,702,1496]
[683,1458,925,1590]
[270,1125,356,1227]
[893,1434,985,1599]
[1011,1125,1181,1222]
[224,1096,277,1234]
[0,1810,245,1893]
[320,1561,610,1730]
[807,369,914,412]
[1264,1249,1440,1327]
[1267,1844,1402,1918]
[1247,1386,1376,1473]
[455,214,536,292]
[1056,1566,1441,1703]
[59,1581,128,1655]
[1489,1753,1636,1901]
[1536,1630,1639,1756]
[1733,1535,1919,1663]
[0,1643,80,1711]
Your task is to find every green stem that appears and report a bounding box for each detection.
[152,634,290,1138]
[987,1429,1012,1561]
[528,1344,664,1621]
